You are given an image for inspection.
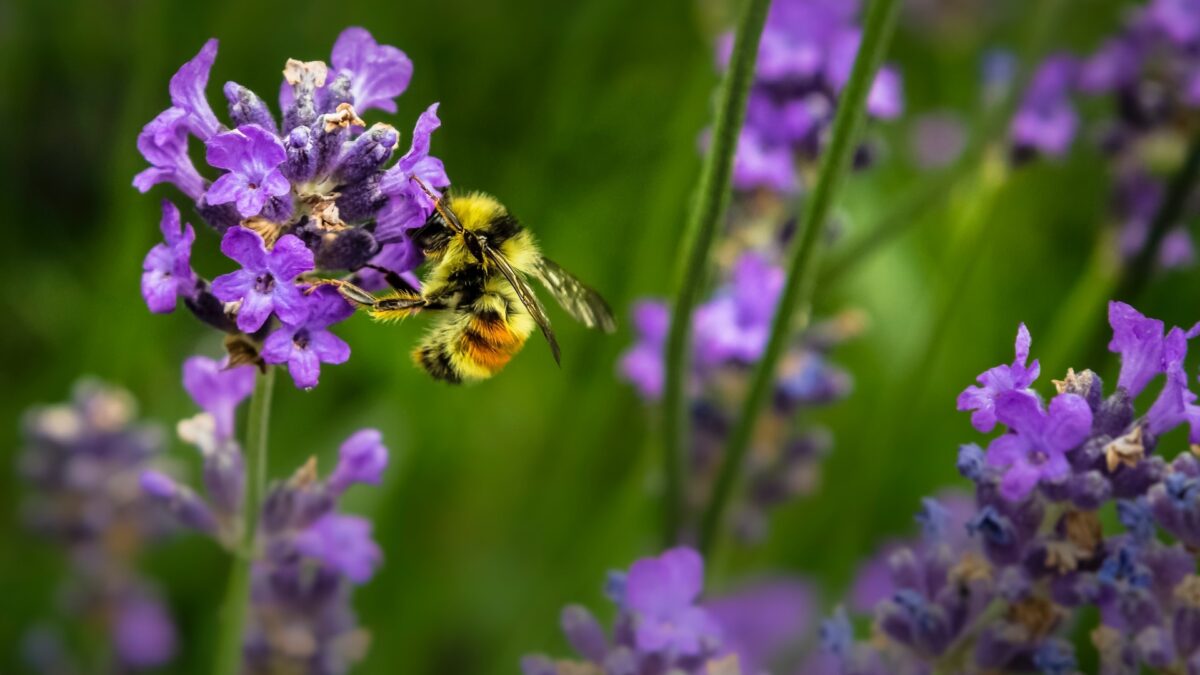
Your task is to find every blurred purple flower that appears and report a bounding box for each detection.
[619,301,671,400]
[1010,55,1078,157]
[114,596,178,668]
[293,514,383,584]
[181,355,255,441]
[329,428,389,493]
[625,547,722,656]
[706,579,813,674]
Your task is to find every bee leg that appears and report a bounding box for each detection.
[359,264,419,294]
[307,278,381,308]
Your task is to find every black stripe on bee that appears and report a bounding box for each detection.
[484,214,521,245]
[416,346,462,384]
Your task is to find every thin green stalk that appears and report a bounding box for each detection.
[213,366,276,675]
[1113,132,1200,302]
[661,0,771,545]
[698,0,902,559]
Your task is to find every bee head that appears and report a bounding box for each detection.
[411,211,453,257]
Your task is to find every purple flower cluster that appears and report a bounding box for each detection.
[718,0,903,193]
[619,252,858,540]
[819,300,1200,674]
[141,356,389,673]
[522,547,737,675]
[18,382,178,670]
[1010,1,1200,267]
[135,28,450,388]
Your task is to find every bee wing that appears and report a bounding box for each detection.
[532,257,617,333]
[484,244,561,365]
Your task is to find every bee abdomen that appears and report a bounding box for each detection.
[412,344,463,384]
[454,311,526,377]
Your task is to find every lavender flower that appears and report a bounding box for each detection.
[522,547,735,674]
[718,0,903,193]
[826,299,1200,675]
[957,323,1041,433]
[1011,3,1200,267]
[211,227,314,333]
[141,200,198,313]
[143,355,391,673]
[261,285,354,389]
[204,125,291,218]
[19,382,177,671]
[133,27,450,387]
[1010,55,1079,159]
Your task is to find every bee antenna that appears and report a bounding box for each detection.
[409,176,465,235]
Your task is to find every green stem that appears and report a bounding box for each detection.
[213,366,276,675]
[697,0,902,559]
[661,0,771,545]
[1113,132,1200,302]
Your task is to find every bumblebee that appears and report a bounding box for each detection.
[319,179,616,383]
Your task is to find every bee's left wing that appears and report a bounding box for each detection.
[484,244,561,365]
[532,257,617,333]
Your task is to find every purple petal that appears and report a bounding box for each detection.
[305,285,356,327]
[169,39,221,139]
[236,289,275,333]
[141,261,178,314]
[219,226,268,272]
[309,329,350,364]
[400,103,441,168]
[267,234,316,282]
[986,433,1029,468]
[261,169,290,198]
[293,514,382,583]
[260,325,297,364]
[286,344,322,389]
[1109,301,1167,397]
[204,172,248,209]
[330,27,414,114]
[210,269,253,303]
[134,107,206,200]
[330,429,389,491]
[999,460,1041,501]
[233,185,268,218]
[114,597,177,668]
[993,389,1043,434]
[270,283,310,328]
[868,66,903,119]
[182,355,255,440]
[1043,393,1093,452]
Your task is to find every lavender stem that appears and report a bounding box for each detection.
[698,0,902,559]
[661,0,771,545]
[213,366,276,675]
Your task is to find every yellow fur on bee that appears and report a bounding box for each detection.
[449,192,505,231]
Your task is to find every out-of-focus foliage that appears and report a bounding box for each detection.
[3,0,1199,673]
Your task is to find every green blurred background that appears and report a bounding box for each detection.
[2,0,1197,672]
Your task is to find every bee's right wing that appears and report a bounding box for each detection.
[484,244,562,365]
[532,257,617,333]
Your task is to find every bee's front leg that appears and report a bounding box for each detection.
[306,278,383,308]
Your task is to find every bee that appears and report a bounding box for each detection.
[318,178,617,383]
